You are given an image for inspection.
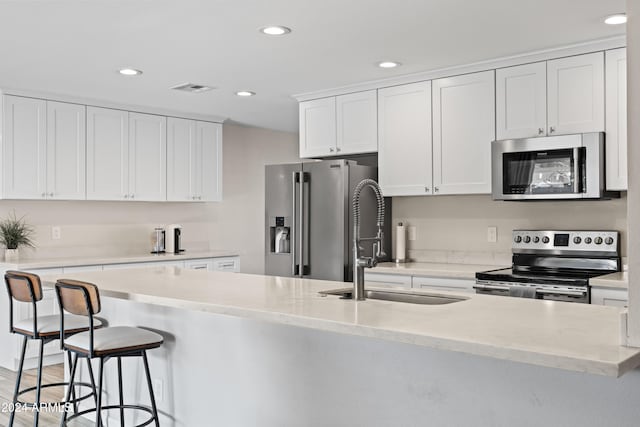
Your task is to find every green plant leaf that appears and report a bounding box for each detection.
[0,211,35,250]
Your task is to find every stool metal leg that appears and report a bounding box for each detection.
[10,336,28,427]
[96,358,104,427]
[142,351,160,427]
[117,357,124,426]
[33,339,44,427]
[60,353,78,427]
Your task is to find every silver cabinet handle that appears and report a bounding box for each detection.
[549,126,556,133]
[329,147,335,152]
[425,187,429,193]
[124,194,129,199]
[49,192,54,197]
[434,187,439,193]
[336,147,341,152]
[538,128,544,135]
[42,193,46,198]
[130,194,135,199]
[198,196,202,200]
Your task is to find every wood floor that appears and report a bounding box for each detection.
[0,364,92,427]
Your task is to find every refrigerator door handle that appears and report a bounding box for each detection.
[302,172,310,276]
[292,171,299,276]
[299,171,306,277]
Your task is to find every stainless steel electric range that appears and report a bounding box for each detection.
[475,230,621,304]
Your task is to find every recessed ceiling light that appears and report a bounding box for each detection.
[377,61,401,69]
[236,91,256,97]
[259,26,292,36]
[118,68,143,76]
[604,14,627,25]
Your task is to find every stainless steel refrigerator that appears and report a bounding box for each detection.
[265,159,390,282]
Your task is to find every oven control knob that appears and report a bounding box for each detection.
[594,237,603,245]
[573,237,582,244]
[585,237,592,244]
[523,236,531,243]
[533,236,540,243]
[542,236,550,244]
[514,236,522,243]
[605,237,614,245]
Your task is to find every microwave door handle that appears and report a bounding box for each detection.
[573,147,581,193]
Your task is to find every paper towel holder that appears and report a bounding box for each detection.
[395,221,407,264]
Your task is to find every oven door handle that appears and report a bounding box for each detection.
[535,288,586,297]
[473,283,510,292]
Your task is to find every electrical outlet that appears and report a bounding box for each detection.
[51,226,62,240]
[487,226,497,243]
[153,378,164,402]
[408,226,417,241]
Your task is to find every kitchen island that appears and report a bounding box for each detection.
[44,266,640,426]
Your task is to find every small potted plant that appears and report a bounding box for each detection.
[0,211,35,262]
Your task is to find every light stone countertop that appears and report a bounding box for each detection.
[372,262,507,279]
[0,250,239,270]
[590,272,629,290]
[41,266,640,378]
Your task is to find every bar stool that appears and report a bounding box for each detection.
[4,270,101,427]
[55,279,163,427]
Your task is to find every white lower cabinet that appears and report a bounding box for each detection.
[364,272,412,289]
[591,287,628,307]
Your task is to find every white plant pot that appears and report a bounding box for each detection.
[4,248,19,263]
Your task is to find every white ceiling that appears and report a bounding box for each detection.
[0,0,626,133]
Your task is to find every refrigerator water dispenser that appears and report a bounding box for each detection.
[270,216,290,254]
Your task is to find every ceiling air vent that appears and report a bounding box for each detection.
[171,83,215,93]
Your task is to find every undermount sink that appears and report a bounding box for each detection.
[318,288,466,305]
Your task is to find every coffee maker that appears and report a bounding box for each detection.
[165,224,184,254]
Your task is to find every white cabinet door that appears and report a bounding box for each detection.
[299,97,336,158]
[46,101,86,200]
[411,276,475,293]
[377,81,433,196]
[365,272,412,289]
[86,106,129,200]
[547,52,605,135]
[591,287,628,307]
[197,121,223,202]
[128,112,167,201]
[3,95,47,199]
[496,62,547,140]
[336,90,377,155]
[432,70,495,195]
[167,117,196,201]
[605,48,627,191]
[167,119,222,202]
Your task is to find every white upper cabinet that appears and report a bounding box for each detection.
[2,96,47,199]
[299,90,377,158]
[128,112,167,201]
[86,106,129,200]
[377,82,433,196]
[336,90,377,155]
[432,70,495,195]
[547,52,605,135]
[605,48,627,191]
[167,118,222,202]
[299,97,336,157]
[496,62,547,140]
[2,96,85,200]
[46,101,86,200]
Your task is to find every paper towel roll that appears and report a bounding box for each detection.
[396,222,406,263]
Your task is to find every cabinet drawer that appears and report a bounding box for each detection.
[212,257,239,272]
[411,276,475,293]
[365,272,411,288]
[185,259,214,270]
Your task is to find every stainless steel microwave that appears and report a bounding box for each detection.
[492,132,620,200]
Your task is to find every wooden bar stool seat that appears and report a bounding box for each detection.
[56,279,163,427]
[4,271,101,427]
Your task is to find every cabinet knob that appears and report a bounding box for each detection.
[49,192,54,197]
[434,187,439,193]
[42,193,46,198]
[549,126,556,134]
[538,128,544,135]
[425,187,430,193]
[336,147,341,152]
[329,147,335,152]
[124,194,129,199]
[130,194,135,199]
[198,196,202,200]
